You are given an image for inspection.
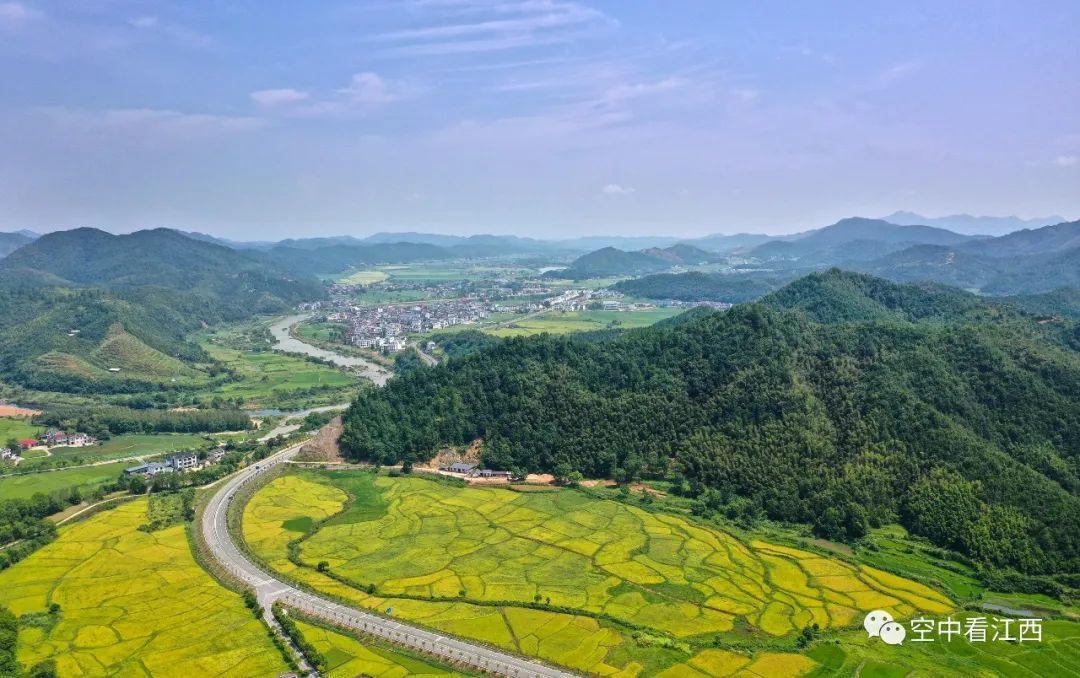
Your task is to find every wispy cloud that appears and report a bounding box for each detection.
[337,72,411,104]
[40,107,266,147]
[127,14,212,48]
[373,0,615,56]
[600,183,634,195]
[1055,155,1078,167]
[0,2,42,30]
[251,88,310,108]
[257,73,418,118]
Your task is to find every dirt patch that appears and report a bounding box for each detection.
[0,405,41,417]
[579,479,616,488]
[629,483,667,497]
[422,439,483,470]
[295,416,345,463]
[525,473,556,485]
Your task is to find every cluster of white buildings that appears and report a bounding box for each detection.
[124,446,227,477]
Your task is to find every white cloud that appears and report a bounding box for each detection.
[251,88,310,108]
[129,15,158,29]
[0,2,42,30]
[337,72,407,104]
[600,183,634,195]
[127,14,211,48]
[374,0,615,56]
[1054,155,1078,167]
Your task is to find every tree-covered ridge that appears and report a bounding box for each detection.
[340,271,1080,575]
[0,228,325,392]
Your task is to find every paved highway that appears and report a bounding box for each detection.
[201,442,579,678]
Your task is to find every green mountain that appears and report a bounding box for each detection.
[550,244,724,279]
[853,222,1080,294]
[0,231,35,259]
[0,228,324,392]
[613,271,795,303]
[750,217,974,265]
[341,270,1080,575]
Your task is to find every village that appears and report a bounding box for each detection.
[123,445,227,477]
[310,284,629,353]
[1,429,98,463]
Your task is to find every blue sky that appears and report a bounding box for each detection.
[0,1,1077,238]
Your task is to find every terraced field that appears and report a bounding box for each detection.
[293,619,466,677]
[242,472,964,676]
[0,499,286,676]
[300,476,952,639]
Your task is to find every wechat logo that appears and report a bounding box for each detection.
[864,610,906,646]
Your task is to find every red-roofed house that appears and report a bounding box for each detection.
[19,439,39,450]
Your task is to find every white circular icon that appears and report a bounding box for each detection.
[863,610,894,637]
[880,621,907,645]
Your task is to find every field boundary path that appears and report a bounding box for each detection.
[201,441,580,678]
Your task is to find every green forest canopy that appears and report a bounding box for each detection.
[341,270,1080,575]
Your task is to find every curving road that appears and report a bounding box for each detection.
[201,442,578,678]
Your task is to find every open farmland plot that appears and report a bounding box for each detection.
[486,309,682,337]
[0,499,286,677]
[300,476,952,641]
[243,474,656,675]
[201,343,356,408]
[0,461,130,499]
[242,472,964,676]
[0,416,42,443]
[292,619,466,677]
[48,433,208,462]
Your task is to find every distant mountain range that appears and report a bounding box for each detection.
[882,211,1067,236]
[607,217,1080,299]
[0,231,37,258]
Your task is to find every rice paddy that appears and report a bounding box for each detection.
[298,476,952,639]
[241,471,962,676]
[292,620,466,677]
[0,499,286,677]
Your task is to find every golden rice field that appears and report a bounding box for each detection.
[292,620,465,677]
[0,499,286,677]
[299,476,952,638]
[242,472,955,676]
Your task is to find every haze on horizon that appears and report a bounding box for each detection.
[0,1,1077,240]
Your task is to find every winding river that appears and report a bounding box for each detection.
[268,314,391,386]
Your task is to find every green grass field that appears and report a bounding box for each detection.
[377,263,533,283]
[337,270,390,286]
[0,499,287,676]
[245,472,1041,676]
[0,461,130,499]
[486,308,684,337]
[201,343,357,408]
[293,620,465,677]
[0,416,42,444]
[50,433,208,461]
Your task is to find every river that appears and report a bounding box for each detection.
[268,314,391,386]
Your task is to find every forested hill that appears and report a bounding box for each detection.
[341,270,1080,575]
[0,227,323,308]
[0,228,324,393]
